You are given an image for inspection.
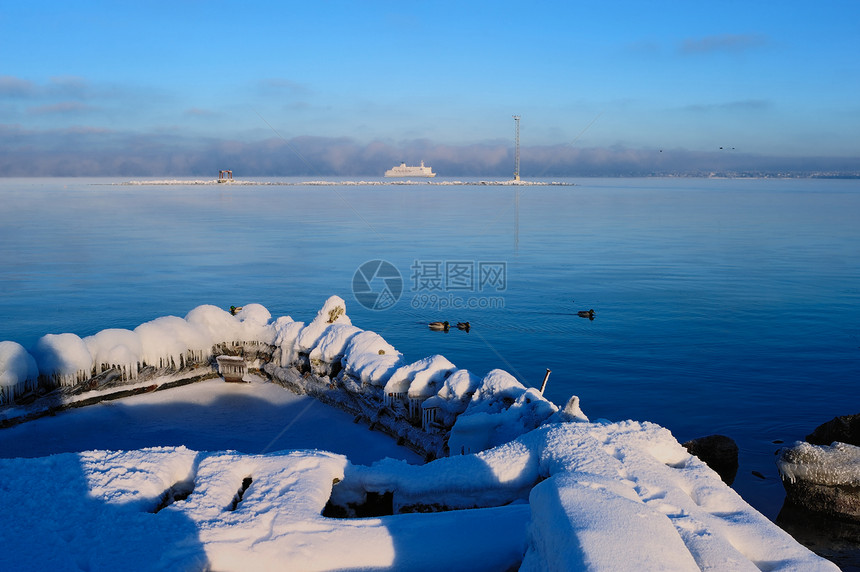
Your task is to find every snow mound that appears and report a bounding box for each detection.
[448,369,558,455]
[309,323,363,375]
[33,332,93,386]
[330,421,837,572]
[294,295,352,354]
[271,317,304,366]
[384,354,456,397]
[0,341,39,404]
[340,330,403,386]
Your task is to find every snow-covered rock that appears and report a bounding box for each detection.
[185,304,242,347]
[33,332,93,386]
[294,295,352,354]
[135,315,209,369]
[777,440,860,521]
[308,323,362,376]
[84,328,142,378]
[272,316,304,366]
[449,369,558,455]
[384,355,456,397]
[339,330,403,386]
[0,341,39,404]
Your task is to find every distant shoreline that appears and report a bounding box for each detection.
[116,179,578,186]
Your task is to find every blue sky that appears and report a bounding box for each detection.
[2,1,859,175]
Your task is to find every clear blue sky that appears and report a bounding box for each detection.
[2,1,859,174]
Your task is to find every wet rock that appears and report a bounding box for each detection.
[777,441,860,522]
[776,501,860,569]
[682,434,739,485]
[806,413,860,447]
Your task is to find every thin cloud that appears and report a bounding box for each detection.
[47,76,92,99]
[184,107,219,117]
[681,99,772,113]
[28,101,95,115]
[257,78,313,96]
[680,34,768,54]
[0,75,36,98]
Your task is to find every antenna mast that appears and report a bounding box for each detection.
[512,115,521,181]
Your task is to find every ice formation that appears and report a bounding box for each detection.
[777,440,860,486]
[0,341,38,404]
[32,332,93,387]
[0,301,283,404]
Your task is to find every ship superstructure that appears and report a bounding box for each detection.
[384,160,436,178]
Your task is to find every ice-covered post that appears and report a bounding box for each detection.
[539,368,551,395]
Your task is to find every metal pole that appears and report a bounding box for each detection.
[540,368,551,394]
[513,115,521,181]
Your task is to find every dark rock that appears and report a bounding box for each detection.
[682,434,739,485]
[776,501,860,569]
[777,441,860,522]
[806,413,860,447]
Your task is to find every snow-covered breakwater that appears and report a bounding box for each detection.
[0,297,839,570]
[0,303,274,410]
[1,296,582,460]
[119,179,575,186]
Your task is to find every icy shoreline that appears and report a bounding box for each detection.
[0,297,839,570]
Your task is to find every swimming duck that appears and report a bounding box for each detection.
[577,309,595,319]
[428,321,450,331]
[456,322,470,332]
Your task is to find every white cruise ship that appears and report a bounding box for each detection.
[384,160,436,178]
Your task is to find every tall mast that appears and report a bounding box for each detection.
[512,115,521,181]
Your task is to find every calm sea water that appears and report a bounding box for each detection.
[1,177,858,525]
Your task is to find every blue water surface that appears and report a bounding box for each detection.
[1,176,858,522]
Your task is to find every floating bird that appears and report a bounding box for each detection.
[577,309,595,320]
[428,321,449,331]
[456,322,470,332]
